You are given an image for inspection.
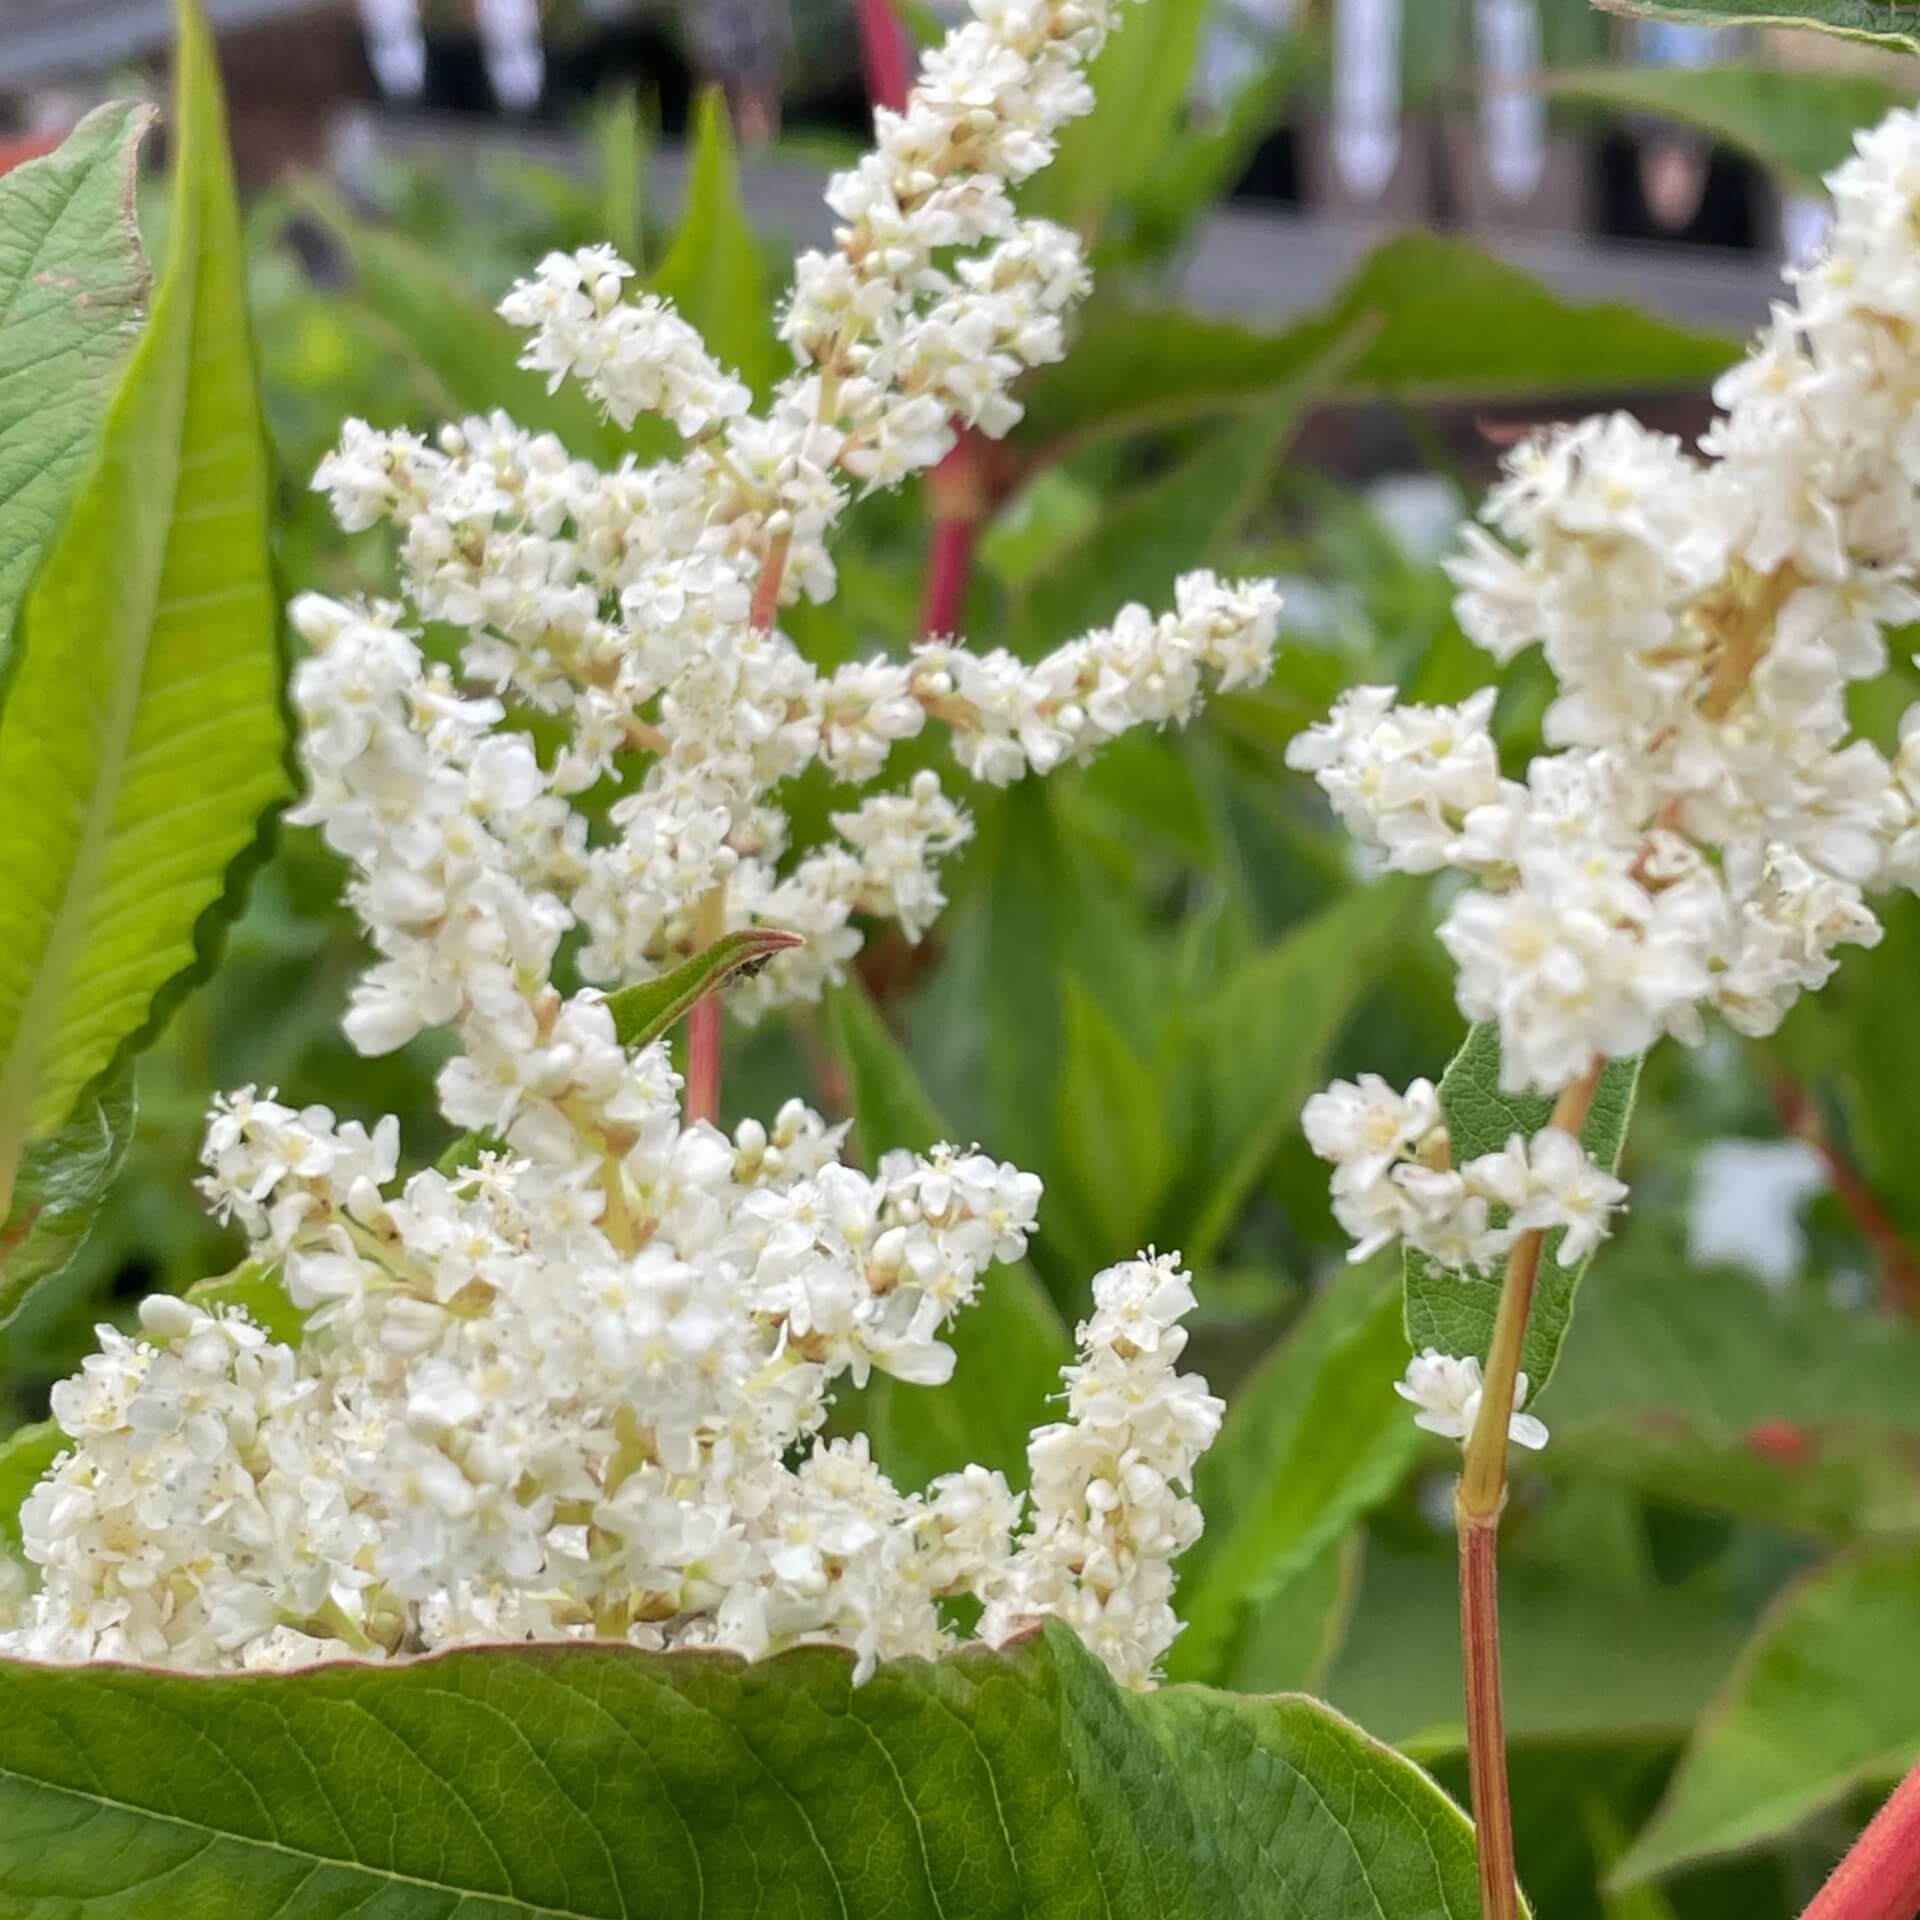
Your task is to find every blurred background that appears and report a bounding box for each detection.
[7,5,1920,1914]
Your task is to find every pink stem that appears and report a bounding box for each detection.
[853,0,914,113]
[920,502,976,638]
[686,998,722,1127]
[849,0,988,645]
[1802,1765,1920,1920]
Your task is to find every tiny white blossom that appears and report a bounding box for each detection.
[1396,1349,1548,1452]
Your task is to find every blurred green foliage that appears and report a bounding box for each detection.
[7,21,1920,1914]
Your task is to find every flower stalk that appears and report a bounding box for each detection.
[1801,1763,1920,1920]
[1454,1054,1604,1917]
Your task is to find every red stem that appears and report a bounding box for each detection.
[686,996,723,1128]
[1458,1509,1521,1920]
[850,0,986,644]
[1803,1764,1920,1920]
[920,505,975,638]
[853,0,914,113]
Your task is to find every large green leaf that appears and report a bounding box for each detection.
[1545,64,1901,195]
[1171,876,1418,1264]
[1540,1253,1920,1539]
[1169,1262,1423,1685]
[0,0,287,1244]
[0,1063,135,1318]
[827,979,1071,1492]
[0,1619,1486,1919]
[1615,1547,1920,1884]
[1403,1025,1642,1402]
[1589,0,1920,55]
[1018,233,1737,457]
[650,89,783,399]
[1323,1545,1750,1758]
[0,104,151,670]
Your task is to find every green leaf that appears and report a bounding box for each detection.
[0,1420,63,1551]
[1021,0,1210,235]
[979,781,1160,1176]
[0,0,288,1244]
[1170,1262,1422,1685]
[1018,233,1737,456]
[1049,976,1172,1274]
[1615,1546,1920,1884]
[294,182,632,465]
[0,1063,135,1318]
[1821,888,1920,1247]
[590,89,649,271]
[1171,876,1418,1264]
[827,979,1071,1491]
[1542,1253,1920,1539]
[1545,64,1901,196]
[1588,1802,1682,1920]
[1323,1544,1751,1758]
[604,927,805,1049]
[1213,1531,1362,1696]
[1403,1026,1642,1402]
[1013,354,1346,653]
[650,89,782,399]
[184,1257,306,1345]
[0,1619,1487,1919]
[1127,32,1320,261]
[1589,0,1920,56]
[0,103,152,670]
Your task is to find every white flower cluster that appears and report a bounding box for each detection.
[1293,109,1920,1099]
[1,0,1235,1687]
[307,0,1279,1030]
[1303,1074,1627,1274]
[5,1072,1216,1682]
[1295,109,1920,1447]
[308,423,1275,1029]
[983,1254,1223,1688]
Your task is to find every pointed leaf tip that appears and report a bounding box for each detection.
[604,927,804,1049]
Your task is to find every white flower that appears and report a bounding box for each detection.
[1303,1074,1443,1190]
[1395,1349,1548,1452]
[1510,1126,1629,1266]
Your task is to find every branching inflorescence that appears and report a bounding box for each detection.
[1295,111,1920,1453]
[1,0,1268,1684]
